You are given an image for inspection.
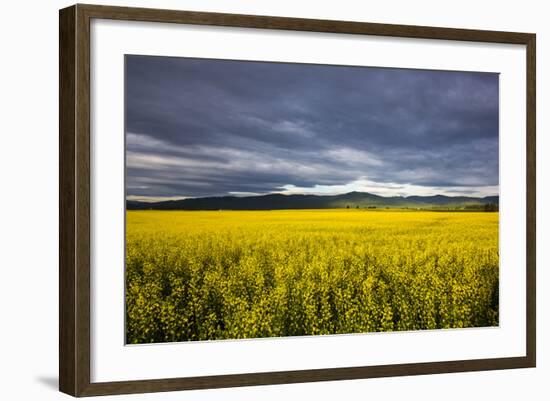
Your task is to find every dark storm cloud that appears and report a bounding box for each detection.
[125,55,499,199]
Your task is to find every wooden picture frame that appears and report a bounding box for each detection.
[59,3,536,397]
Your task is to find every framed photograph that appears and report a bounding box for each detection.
[59,4,536,397]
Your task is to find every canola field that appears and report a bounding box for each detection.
[126,210,499,344]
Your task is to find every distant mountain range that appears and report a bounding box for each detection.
[127,191,499,211]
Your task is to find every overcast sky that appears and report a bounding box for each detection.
[125,55,499,202]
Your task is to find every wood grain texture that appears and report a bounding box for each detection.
[59,3,536,397]
[525,34,536,367]
[78,356,533,396]
[59,5,76,396]
[75,4,92,396]
[78,3,533,44]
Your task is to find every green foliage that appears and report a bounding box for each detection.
[125,210,499,343]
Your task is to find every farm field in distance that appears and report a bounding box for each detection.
[125,209,499,344]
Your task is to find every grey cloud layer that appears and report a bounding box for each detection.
[125,55,499,198]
